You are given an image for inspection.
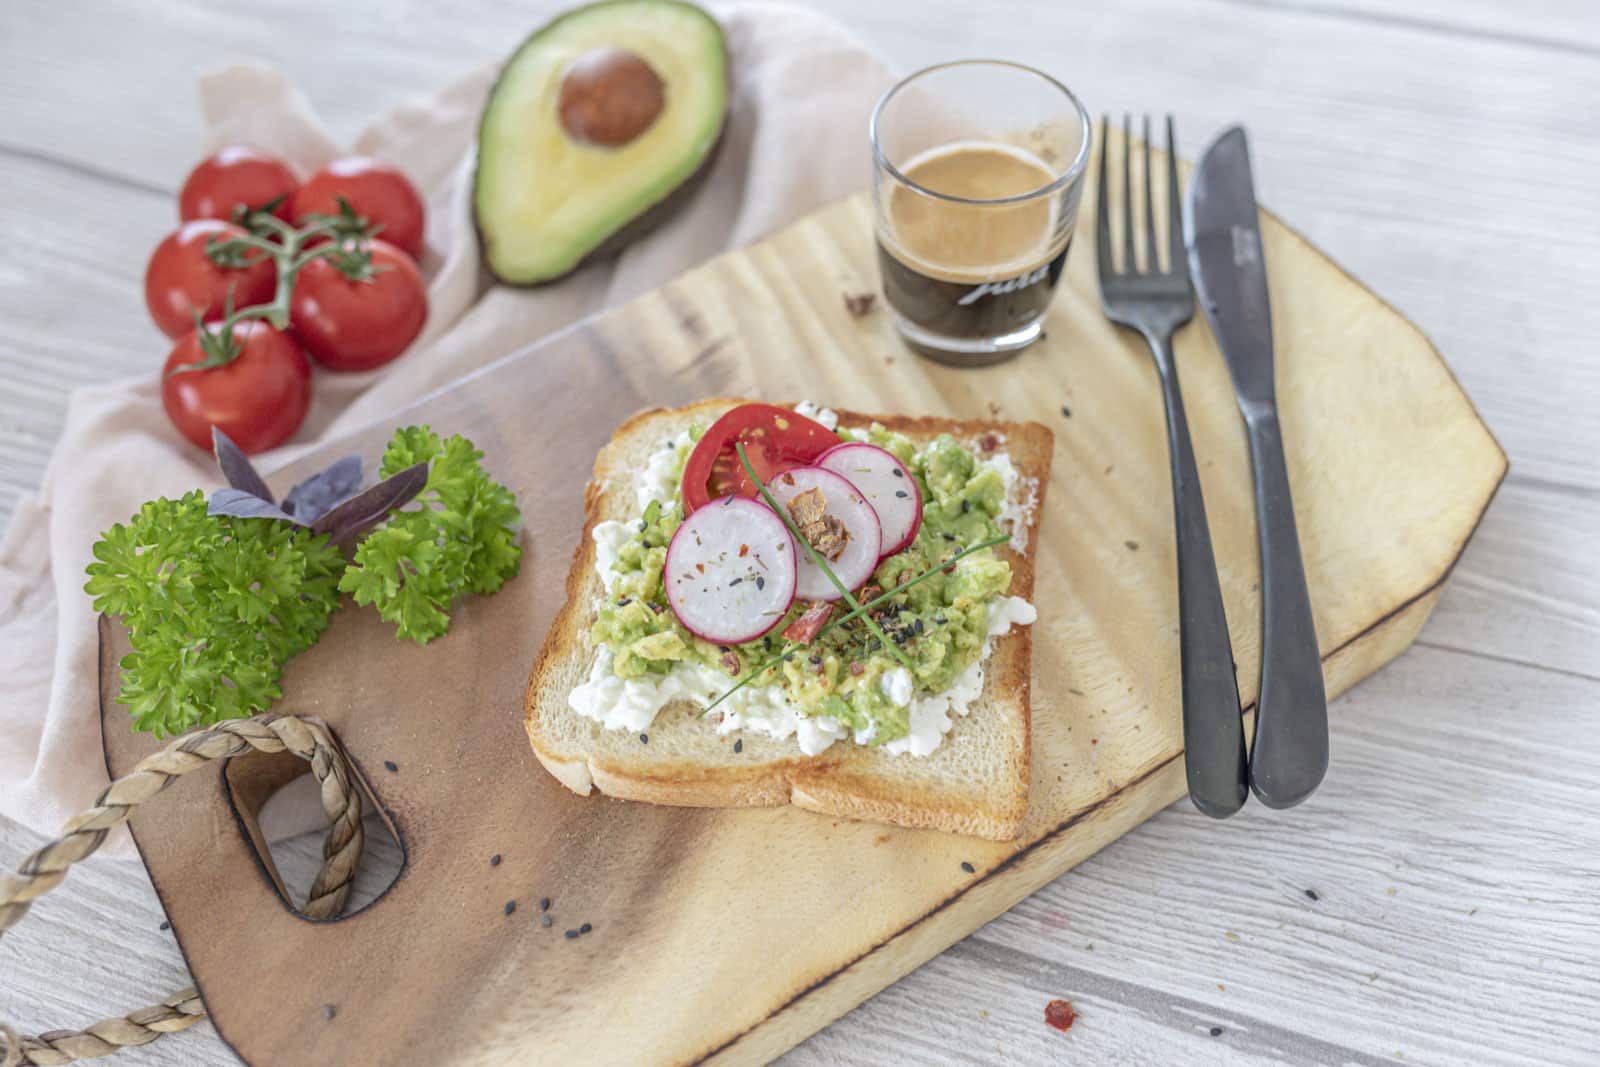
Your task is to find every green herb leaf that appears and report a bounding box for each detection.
[84,492,345,737]
[337,426,522,643]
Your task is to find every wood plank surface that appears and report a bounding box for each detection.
[2,1,1597,1065]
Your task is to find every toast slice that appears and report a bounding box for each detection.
[523,399,1052,840]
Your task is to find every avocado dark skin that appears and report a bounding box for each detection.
[473,0,730,287]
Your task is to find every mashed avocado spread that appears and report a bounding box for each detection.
[577,413,1034,755]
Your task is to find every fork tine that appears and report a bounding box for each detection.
[1166,115,1187,281]
[1142,116,1159,274]
[1121,113,1135,274]
[1095,115,1114,285]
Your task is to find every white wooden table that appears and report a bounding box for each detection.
[2,1,1597,1064]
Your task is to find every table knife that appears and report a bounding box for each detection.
[1186,126,1328,808]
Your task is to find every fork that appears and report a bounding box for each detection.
[1095,114,1248,818]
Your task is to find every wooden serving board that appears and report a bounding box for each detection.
[103,128,1504,1065]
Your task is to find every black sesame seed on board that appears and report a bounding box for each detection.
[504,900,517,916]
[960,861,975,873]
[159,920,170,932]
[1061,405,1072,418]
[540,914,553,927]
[540,897,551,911]
[383,760,398,773]
[640,733,649,744]
[565,929,579,939]
[734,738,743,753]
[1210,1027,1223,1037]
[1305,888,1320,901]
[490,854,502,867]
[324,1004,337,1021]
[580,922,593,935]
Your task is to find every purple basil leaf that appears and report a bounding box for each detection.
[312,461,429,542]
[208,488,305,525]
[212,427,274,504]
[283,454,364,522]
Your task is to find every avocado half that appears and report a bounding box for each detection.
[474,0,729,285]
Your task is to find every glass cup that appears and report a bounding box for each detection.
[870,60,1092,365]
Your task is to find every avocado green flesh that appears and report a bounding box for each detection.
[592,425,1014,746]
[475,0,728,284]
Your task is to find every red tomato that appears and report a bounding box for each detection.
[292,158,426,260]
[681,404,839,512]
[161,321,311,453]
[289,239,428,372]
[144,220,278,340]
[179,146,298,224]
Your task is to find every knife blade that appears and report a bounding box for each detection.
[1186,126,1329,809]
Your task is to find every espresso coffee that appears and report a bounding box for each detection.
[877,141,1068,343]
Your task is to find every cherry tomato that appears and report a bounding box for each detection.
[681,403,839,513]
[144,220,278,340]
[161,321,311,453]
[289,239,428,372]
[179,146,298,224]
[292,158,426,260]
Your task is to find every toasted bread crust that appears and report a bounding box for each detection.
[524,399,1051,839]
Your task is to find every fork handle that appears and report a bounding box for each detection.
[1242,410,1328,807]
[1148,331,1249,818]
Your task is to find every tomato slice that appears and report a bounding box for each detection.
[681,403,839,512]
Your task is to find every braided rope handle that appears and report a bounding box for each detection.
[0,713,364,1067]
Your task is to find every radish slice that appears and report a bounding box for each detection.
[762,466,882,601]
[817,442,922,557]
[664,497,796,644]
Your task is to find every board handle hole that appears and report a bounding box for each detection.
[222,734,405,921]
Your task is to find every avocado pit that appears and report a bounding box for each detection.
[558,48,666,147]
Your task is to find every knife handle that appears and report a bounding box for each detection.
[1243,410,1328,807]
[1150,332,1249,818]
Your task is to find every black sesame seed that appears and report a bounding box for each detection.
[1210,1027,1223,1037]
[324,1004,337,1021]
[1305,888,1320,901]
[729,577,743,586]
[504,900,516,916]
[638,520,648,532]
[540,914,553,927]
[942,532,956,541]
[961,499,970,513]
[565,929,579,939]
[159,920,170,932]
[914,619,925,634]
[960,861,975,873]
[618,596,632,607]
[718,645,731,653]
[756,576,766,590]
[723,494,734,506]
[1125,540,1139,551]
[383,760,398,773]
[1061,405,1072,418]
[763,636,773,650]
[891,467,904,478]
[579,922,593,935]
[782,652,794,662]
[734,738,743,753]
[894,490,909,499]
[935,616,948,625]
[540,897,551,911]
[640,733,649,744]
[490,853,502,867]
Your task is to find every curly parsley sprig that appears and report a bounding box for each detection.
[87,425,522,735]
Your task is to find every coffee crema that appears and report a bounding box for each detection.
[877,141,1069,341]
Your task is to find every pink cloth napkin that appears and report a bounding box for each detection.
[0,3,894,853]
